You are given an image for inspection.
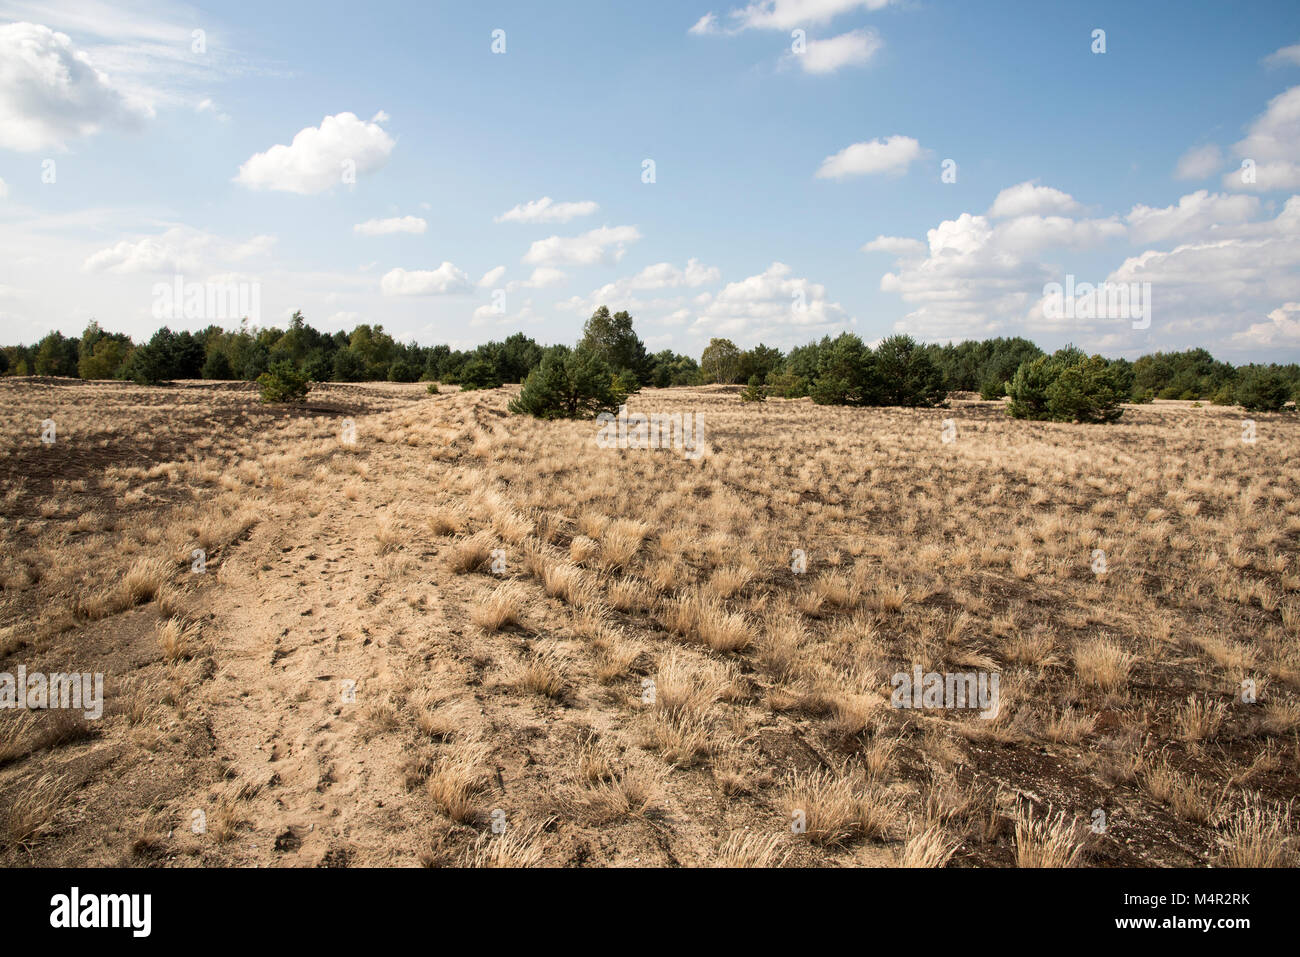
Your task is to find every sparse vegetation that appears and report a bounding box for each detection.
[2,371,1297,870]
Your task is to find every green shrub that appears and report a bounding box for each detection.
[257,360,311,403]
[873,334,946,407]
[1210,384,1236,406]
[614,369,641,396]
[458,357,503,391]
[1006,355,1058,420]
[1236,368,1292,412]
[766,370,808,398]
[740,374,766,402]
[116,328,201,384]
[1044,354,1126,423]
[809,333,876,405]
[426,382,441,395]
[508,347,625,420]
[33,331,79,377]
[647,350,700,387]
[79,339,132,380]
[1008,348,1125,423]
[809,375,852,406]
[579,306,650,383]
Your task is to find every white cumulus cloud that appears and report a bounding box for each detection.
[1233,301,1300,347]
[693,261,850,340]
[472,298,540,328]
[861,235,926,257]
[871,181,1300,352]
[83,226,274,274]
[794,29,882,74]
[380,262,471,296]
[0,22,153,151]
[606,258,721,293]
[478,265,506,288]
[815,135,922,179]
[564,259,722,314]
[522,225,641,267]
[235,111,395,194]
[1126,190,1260,245]
[872,201,1129,342]
[521,267,567,288]
[993,215,1125,254]
[1223,85,1300,192]
[987,181,1082,219]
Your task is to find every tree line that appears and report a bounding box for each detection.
[0,310,700,394]
[4,308,1298,418]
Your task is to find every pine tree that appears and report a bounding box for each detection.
[509,347,626,419]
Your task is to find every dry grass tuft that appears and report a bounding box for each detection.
[1175,695,1226,743]
[510,651,568,700]
[1,774,71,848]
[1214,796,1296,867]
[470,581,527,632]
[1073,636,1136,692]
[898,824,958,868]
[124,557,171,604]
[1013,804,1088,867]
[713,831,790,867]
[427,742,493,823]
[465,819,551,867]
[784,767,860,846]
[447,530,497,574]
[157,616,200,663]
[1142,757,1223,824]
[564,766,665,824]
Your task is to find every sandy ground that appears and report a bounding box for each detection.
[1,379,1297,867]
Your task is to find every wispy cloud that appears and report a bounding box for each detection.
[698,0,898,34]
[354,216,427,237]
[494,197,599,224]
[1264,42,1300,67]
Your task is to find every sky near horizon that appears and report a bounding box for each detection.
[2,0,1300,361]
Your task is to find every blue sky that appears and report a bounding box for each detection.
[2,0,1300,360]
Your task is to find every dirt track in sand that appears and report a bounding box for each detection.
[165,394,818,867]
[6,385,844,867]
